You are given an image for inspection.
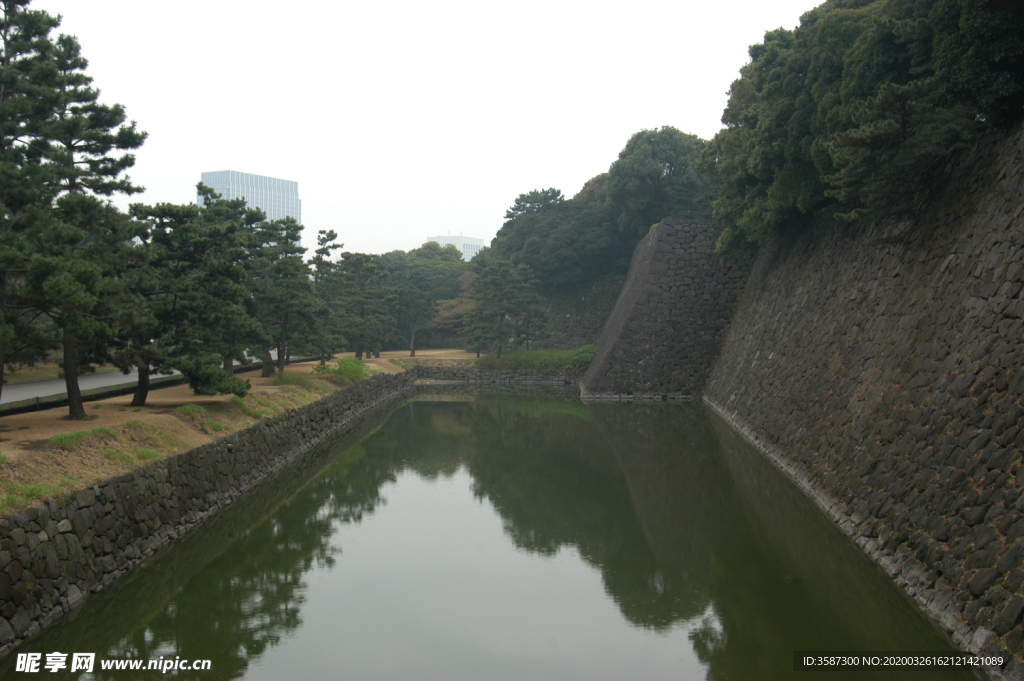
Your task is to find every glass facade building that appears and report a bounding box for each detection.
[199,170,301,223]
[425,235,485,262]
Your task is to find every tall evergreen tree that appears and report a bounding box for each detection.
[27,33,146,419]
[248,216,316,375]
[306,229,347,364]
[0,0,60,401]
[333,252,394,359]
[0,7,146,418]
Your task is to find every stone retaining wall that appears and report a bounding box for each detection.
[704,123,1024,678]
[581,217,752,398]
[0,371,416,655]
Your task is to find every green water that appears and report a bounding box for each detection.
[3,393,978,680]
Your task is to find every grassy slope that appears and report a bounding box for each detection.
[0,350,479,516]
[0,368,341,515]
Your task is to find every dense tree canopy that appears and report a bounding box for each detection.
[705,0,1024,255]
[607,127,716,238]
[377,241,471,354]
[382,240,466,302]
[119,195,258,404]
[491,177,620,290]
[503,188,565,220]
[491,127,716,291]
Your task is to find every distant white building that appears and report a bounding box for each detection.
[426,234,485,262]
[199,170,301,223]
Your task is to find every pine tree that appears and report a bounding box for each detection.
[123,188,261,404]
[247,216,316,375]
[333,252,394,359]
[21,32,146,419]
[0,0,60,402]
[307,229,347,364]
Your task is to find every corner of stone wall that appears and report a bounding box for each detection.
[582,217,753,399]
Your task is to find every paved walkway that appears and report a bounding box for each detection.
[1,369,142,404]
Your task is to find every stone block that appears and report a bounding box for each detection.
[1005,625,1024,656]
[968,627,997,653]
[993,596,1024,636]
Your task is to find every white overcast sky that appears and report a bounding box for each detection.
[34,0,818,257]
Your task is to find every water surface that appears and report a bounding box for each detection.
[3,392,976,680]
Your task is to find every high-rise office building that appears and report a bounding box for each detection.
[199,170,301,223]
[425,234,485,262]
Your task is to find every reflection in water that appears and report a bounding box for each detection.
[3,392,977,681]
[589,404,980,680]
[0,408,398,681]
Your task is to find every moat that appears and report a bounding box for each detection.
[2,392,977,680]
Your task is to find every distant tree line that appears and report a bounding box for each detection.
[470,0,1024,355]
[0,1,471,419]
[6,0,1020,408]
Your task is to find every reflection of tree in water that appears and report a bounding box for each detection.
[97,512,316,680]
[73,400,477,679]
[338,395,706,632]
[76,437,401,681]
[418,396,711,631]
[0,408,405,681]
[36,397,744,679]
[591,403,976,681]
